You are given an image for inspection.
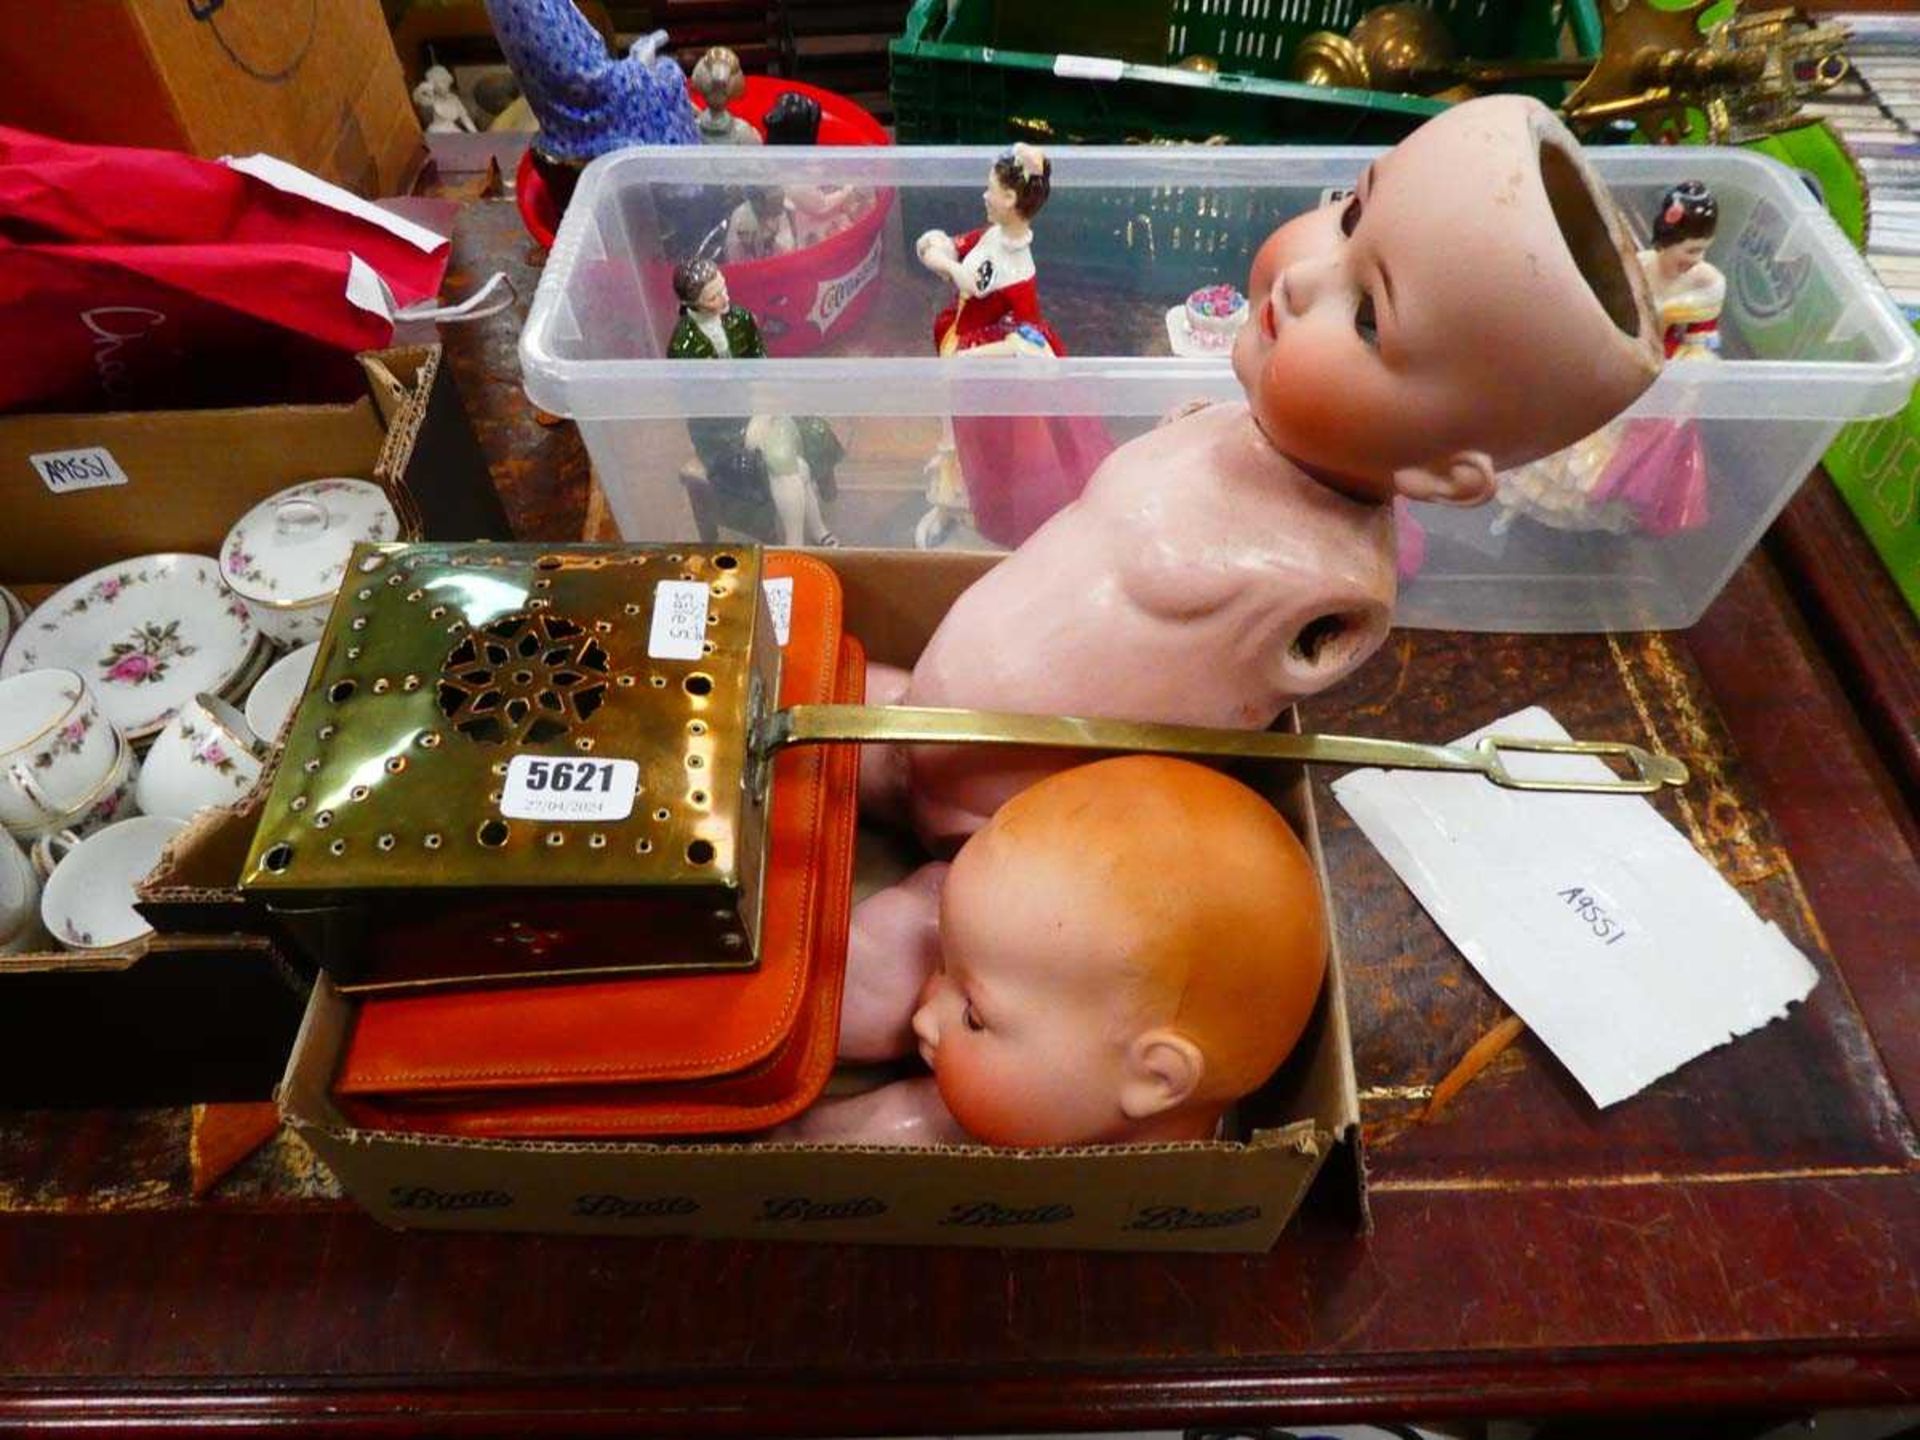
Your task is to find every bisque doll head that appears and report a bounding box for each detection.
[1232,95,1661,507]
[911,756,1328,1146]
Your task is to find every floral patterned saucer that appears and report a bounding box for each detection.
[0,555,260,743]
[221,479,399,645]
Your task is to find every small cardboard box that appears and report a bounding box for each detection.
[268,549,1364,1252]
[0,0,423,198]
[0,346,505,1106]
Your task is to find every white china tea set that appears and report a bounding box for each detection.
[0,479,391,956]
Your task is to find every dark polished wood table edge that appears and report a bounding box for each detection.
[1,1341,1916,1437]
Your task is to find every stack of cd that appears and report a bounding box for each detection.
[1817,12,1920,318]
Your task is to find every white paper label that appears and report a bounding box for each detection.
[1318,186,1355,207]
[500,755,639,822]
[1331,706,1819,1109]
[647,580,710,660]
[29,447,128,494]
[1053,53,1126,81]
[763,577,793,646]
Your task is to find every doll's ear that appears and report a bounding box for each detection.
[1392,451,1497,508]
[1120,1030,1206,1120]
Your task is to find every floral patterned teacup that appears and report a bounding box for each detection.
[0,837,46,955]
[0,668,127,838]
[134,692,267,823]
[34,815,186,952]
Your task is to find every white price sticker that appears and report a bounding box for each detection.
[1053,53,1125,81]
[763,576,793,647]
[29,447,128,494]
[500,755,640,822]
[1318,186,1355,208]
[647,579,710,660]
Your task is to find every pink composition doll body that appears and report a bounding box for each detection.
[887,96,1665,847]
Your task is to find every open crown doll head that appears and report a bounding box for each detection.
[1233,94,1662,507]
[911,756,1329,1146]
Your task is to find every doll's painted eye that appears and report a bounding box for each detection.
[962,1000,985,1032]
[1340,195,1362,238]
[1354,293,1379,349]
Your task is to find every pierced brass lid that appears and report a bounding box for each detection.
[240,542,779,971]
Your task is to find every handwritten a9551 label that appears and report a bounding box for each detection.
[501,755,640,822]
[1558,884,1628,947]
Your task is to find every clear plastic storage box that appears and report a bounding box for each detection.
[521,143,1918,632]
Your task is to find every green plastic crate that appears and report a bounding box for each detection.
[891,0,1601,146]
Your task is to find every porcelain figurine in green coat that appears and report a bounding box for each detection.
[669,259,841,545]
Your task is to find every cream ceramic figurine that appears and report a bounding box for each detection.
[864,95,1663,847]
[691,46,760,145]
[412,66,478,135]
[724,187,798,263]
[785,757,1329,1147]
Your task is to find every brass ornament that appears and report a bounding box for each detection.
[1290,31,1371,90]
[1349,2,1458,93]
[1561,1,1850,143]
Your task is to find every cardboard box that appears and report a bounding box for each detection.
[0,346,506,1106]
[263,548,1364,1252]
[0,0,423,198]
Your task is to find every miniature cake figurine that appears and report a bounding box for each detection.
[1493,179,1721,537]
[667,259,840,546]
[913,143,1114,549]
[1167,283,1252,356]
[784,757,1329,1147]
[691,46,761,145]
[862,95,1662,847]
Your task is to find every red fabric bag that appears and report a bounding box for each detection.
[0,125,457,414]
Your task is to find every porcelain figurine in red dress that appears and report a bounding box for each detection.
[913,144,1113,550]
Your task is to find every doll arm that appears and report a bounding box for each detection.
[838,860,950,1062]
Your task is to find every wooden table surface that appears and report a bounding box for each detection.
[0,201,1914,1437]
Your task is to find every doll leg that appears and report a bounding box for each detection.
[838,860,949,1062]
[858,661,913,826]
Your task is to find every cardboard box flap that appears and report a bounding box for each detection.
[0,397,387,586]
[366,347,513,544]
[138,800,273,938]
[284,980,1333,1253]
